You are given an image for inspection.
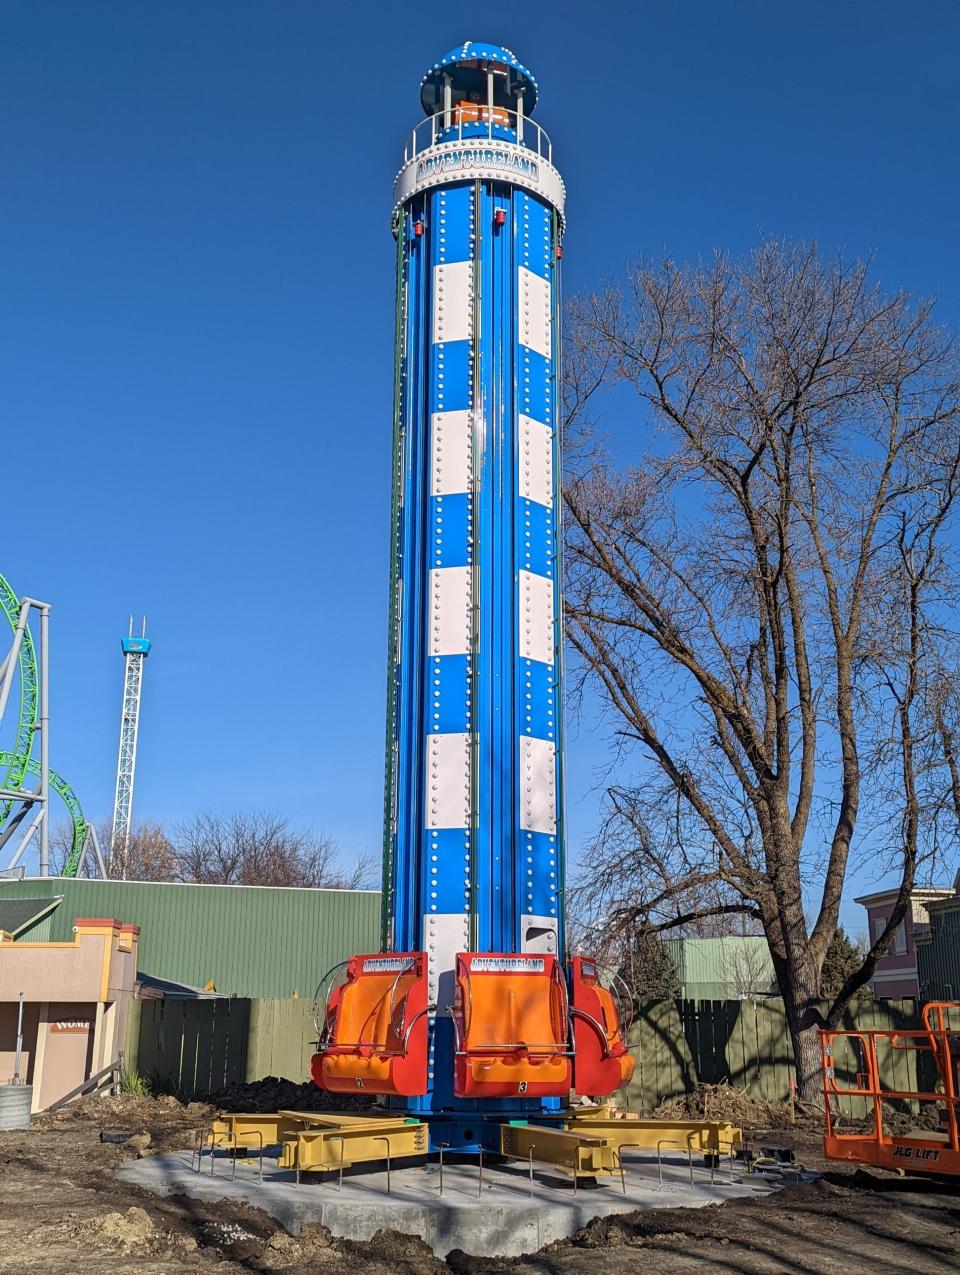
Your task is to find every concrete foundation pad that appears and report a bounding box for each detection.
[119,1150,782,1257]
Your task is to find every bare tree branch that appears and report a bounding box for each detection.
[564,239,960,1099]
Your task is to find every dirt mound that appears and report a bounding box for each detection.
[258,1229,304,1270]
[202,1075,380,1114]
[92,1206,158,1250]
[38,1091,214,1129]
[91,1206,199,1257]
[337,1227,445,1273]
[37,1079,381,1128]
[836,1099,946,1137]
[256,1225,339,1270]
[29,1206,199,1261]
[651,1080,816,1130]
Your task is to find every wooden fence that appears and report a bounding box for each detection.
[126,994,922,1106]
[124,997,252,1095]
[620,997,920,1109]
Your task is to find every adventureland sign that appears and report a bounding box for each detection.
[394,138,565,222]
[414,146,541,185]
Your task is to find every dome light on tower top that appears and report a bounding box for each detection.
[419,41,539,116]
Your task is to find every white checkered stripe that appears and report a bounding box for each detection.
[425,732,472,829]
[428,565,471,656]
[519,412,552,507]
[433,261,474,345]
[431,409,472,496]
[520,736,557,834]
[519,266,552,360]
[519,569,554,665]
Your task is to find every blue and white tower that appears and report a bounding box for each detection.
[314,43,631,1148]
[385,40,565,1114]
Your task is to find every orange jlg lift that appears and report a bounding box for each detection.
[822,1002,960,1175]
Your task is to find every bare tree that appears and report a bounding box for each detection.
[716,938,776,999]
[50,819,176,881]
[106,820,177,881]
[49,821,87,877]
[683,911,765,939]
[51,810,374,890]
[170,808,375,889]
[568,902,679,1001]
[564,240,960,1100]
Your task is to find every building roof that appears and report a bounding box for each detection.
[0,894,62,939]
[854,887,954,906]
[0,877,379,999]
[135,971,224,1000]
[926,893,960,915]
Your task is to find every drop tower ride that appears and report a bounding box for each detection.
[312,42,633,1150]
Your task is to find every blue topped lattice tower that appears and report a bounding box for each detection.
[312,42,632,1151]
[110,617,151,875]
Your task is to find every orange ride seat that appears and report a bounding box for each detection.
[569,956,635,1096]
[452,101,512,127]
[453,952,571,1098]
[311,952,429,1096]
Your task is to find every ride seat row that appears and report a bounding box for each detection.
[311,950,635,1099]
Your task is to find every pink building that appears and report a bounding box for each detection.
[855,888,954,999]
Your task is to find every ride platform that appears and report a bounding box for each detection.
[123,1110,763,1258]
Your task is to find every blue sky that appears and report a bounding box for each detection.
[2,1,958,928]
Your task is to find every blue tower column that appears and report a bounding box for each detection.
[312,43,633,1128]
[382,42,567,1133]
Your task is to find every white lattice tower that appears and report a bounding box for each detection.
[110,617,151,873]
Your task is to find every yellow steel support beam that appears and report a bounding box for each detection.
[500,1123,611,1177]
[280,1118,428,1173]
[203,1110,418,1157]
[275,1110,408,1128]
[205,1113,300,1150]
[565,1110,742,1157]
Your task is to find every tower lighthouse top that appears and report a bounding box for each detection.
[419,41,539,116]
[392,39,565,226]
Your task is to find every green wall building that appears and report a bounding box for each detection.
[0,876,380,999]
[662,936,777,1000]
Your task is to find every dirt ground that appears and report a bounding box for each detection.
[0,1095,958,1273]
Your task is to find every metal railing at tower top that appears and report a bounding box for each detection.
[402,107,554,165]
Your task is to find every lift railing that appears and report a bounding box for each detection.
[822,1021,960,1174]
[402,108,554,165]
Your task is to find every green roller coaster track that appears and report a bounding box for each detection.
[0,572,89,876]
[0,573,37,817]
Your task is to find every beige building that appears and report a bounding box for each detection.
[0,917,139,1111]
